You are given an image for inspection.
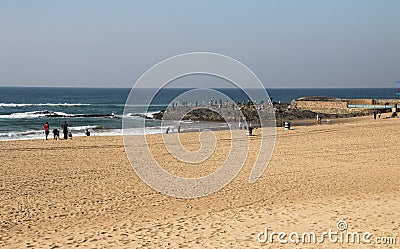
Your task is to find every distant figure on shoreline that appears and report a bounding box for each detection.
[43,122,49,140]
[53,128,60,140]
[62,121,69,139]
[378,111,381,119]
[373,111,377,119]
[166,127,170,134]
[316,114,322,124]
[68,131,73,139]
[85,129,91,136]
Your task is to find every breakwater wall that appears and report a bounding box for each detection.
[291,97,400,115]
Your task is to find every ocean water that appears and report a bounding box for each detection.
[0,87,398,141]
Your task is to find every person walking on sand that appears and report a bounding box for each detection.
[43,122,50,140]
[378,111,381,119]
[373,111,377,120]
[61,121,69,140]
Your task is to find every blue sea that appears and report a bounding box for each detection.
[0,87,398,141]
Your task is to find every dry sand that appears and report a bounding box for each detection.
[0,116,399,248]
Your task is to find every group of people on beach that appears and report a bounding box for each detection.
[373,111,382,120]
[43,121,90,140]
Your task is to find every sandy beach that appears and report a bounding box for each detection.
[1,116,399,248]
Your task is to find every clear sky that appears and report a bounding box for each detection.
[0,0,399,88]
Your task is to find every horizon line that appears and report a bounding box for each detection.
[0,85,398,89]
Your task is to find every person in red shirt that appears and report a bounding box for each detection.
[44,122,50,140]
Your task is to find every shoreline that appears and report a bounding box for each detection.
[0,114,394,142]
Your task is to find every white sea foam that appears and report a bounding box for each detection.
[0,103,91,107]
[0,111,71,119]
[0,126,165,141]
[0,111,119,119]
[69,125,102,131]
[122,111,160,119]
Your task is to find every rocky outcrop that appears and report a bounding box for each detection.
[149,100,393,125]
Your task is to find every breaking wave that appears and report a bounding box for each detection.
[0,103,91,107]
[0,110,116,119]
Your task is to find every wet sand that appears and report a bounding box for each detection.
[0,116,399,248]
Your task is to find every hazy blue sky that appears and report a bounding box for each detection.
[0,0,399,88]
